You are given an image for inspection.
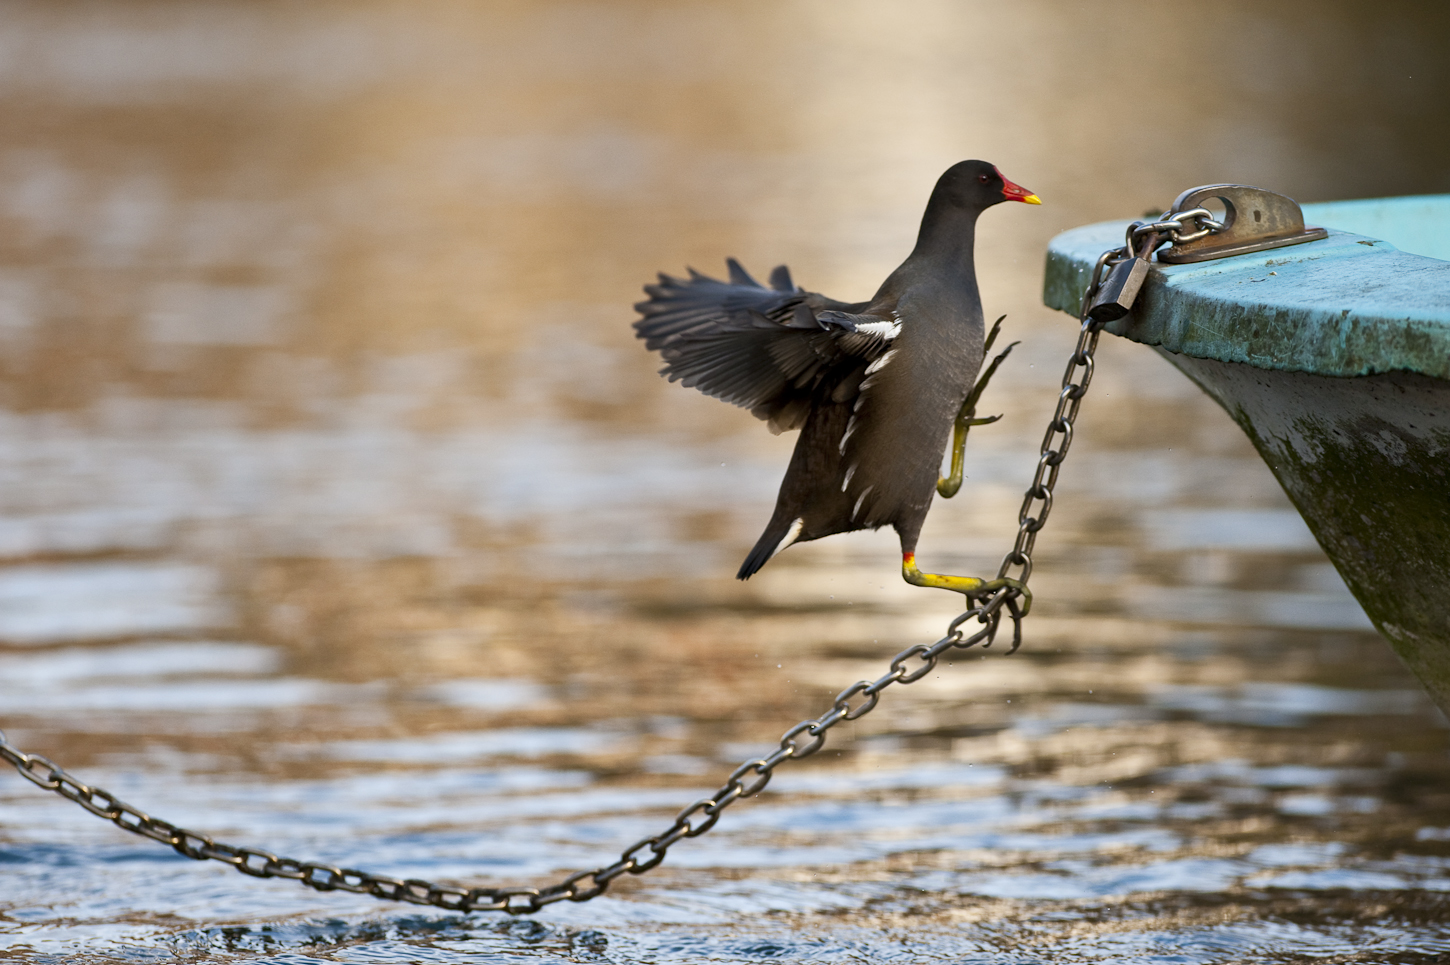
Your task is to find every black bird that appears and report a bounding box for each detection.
[634,160,1040,603]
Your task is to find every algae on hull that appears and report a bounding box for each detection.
[1164,353,1450,715]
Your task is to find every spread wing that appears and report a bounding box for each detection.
[634,258,898,432]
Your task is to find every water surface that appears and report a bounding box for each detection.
[2,3,1450,962]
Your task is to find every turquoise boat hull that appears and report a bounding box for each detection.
[1045,195,1450,714]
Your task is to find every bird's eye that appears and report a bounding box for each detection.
[977,173,990,183]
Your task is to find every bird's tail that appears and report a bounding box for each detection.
[737,516,803,581]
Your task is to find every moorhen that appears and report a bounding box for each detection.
[634,160,1040,604]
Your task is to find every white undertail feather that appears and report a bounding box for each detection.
[771,517,805,560]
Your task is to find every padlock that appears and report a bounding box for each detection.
[1087,255,1150,322]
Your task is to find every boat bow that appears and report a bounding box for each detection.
[1045,193,1450,715]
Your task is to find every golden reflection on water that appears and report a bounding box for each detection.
[2,2,1450,961]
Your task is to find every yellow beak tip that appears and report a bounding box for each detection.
[1022,194,1043,205]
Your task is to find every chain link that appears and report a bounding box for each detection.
[1129,207,1224,247]
[0,222,1200,914]
[0,601,999,915]
[993,206,1198,593]
[994,259,1108,589]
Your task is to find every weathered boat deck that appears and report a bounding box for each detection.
[1044,196,1450,379]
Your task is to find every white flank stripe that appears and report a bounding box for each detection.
[771,518,805,559]
[838,416,858,456]
[864,348,896,375]
[841,463,857,492]
[851,486,873,521]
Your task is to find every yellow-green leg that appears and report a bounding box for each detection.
[938,316,1018,499]
[902,552,1032,614]
[937,412,1003,499]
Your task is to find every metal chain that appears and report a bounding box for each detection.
[0,210,1217,915]
[0,602,1004,916]
[993,204,1213,592]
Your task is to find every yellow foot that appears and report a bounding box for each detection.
[902,553,1032,614]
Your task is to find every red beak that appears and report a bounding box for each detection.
[997,169,1042,205]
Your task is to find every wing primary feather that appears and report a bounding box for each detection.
[791,303,819,329]
[635,262,897,425]
[726,258,763,288]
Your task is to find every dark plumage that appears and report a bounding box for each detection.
[634,160,1039,592]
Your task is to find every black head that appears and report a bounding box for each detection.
[930,160,1041,211]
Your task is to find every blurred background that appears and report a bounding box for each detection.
[2,2,1449,962]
